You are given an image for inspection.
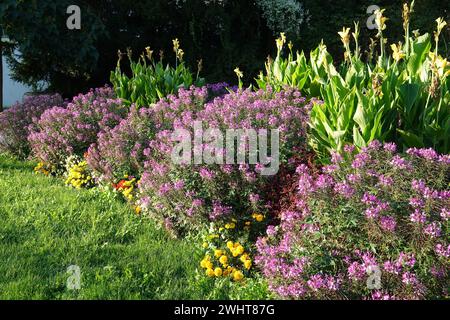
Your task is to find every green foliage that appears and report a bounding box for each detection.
[297,0,450,61]
[110,45,205,107]
[257,4,450,162]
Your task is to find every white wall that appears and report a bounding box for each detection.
[2,55,31,108]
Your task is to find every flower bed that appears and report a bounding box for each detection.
[2,2,447,299]
[255,142,449,299]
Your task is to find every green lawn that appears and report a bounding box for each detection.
[0,155,199,299]
[0,155,268,300]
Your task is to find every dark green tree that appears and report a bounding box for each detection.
[0,0,447,98]
[0,0,106,97]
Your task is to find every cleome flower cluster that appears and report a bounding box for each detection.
[28,87,127,170]
[255,142,449,300]
[0,94,64,158]
[137,86,311,236]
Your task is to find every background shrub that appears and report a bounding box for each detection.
[28,87,127,171]
[256,142,449,299]
[0,94,64,158]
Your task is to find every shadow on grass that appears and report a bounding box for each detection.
[0,154,35,172]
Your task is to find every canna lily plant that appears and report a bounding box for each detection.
[110,40,205,108]
[257,1,449,162]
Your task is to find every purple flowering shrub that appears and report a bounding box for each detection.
[255,142,449,299]
[28,87,127,170]
[87,106,157,182]
[86,84,231,184]
[0,94,64,158]
[138,87,311,235]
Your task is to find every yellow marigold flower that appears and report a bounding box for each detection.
[232,250,239,257]
[253,214,264,222]
[123,188,133,200]
[206,268,215,277]
[219,255,228,265]
[214,267,223,277]
[214,249,223,258]
[236,245,244,255]
[226,241,234,249]
[244,260,252,270]
[200,259,207,268]
[240,254,249,263]
[225,222,236,229]
[205,261,213,269]
[233,270,244,282]
[135,206,142,215]
[123,180,132,187]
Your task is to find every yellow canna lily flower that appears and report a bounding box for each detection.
[288,41,293,51]
[436,18,447,35]
[172,38,180,52]
[391,43,406,62]
[234,67,243,79]
[275,32,286,52]
[338,27,351,46]
[375,9,388,35]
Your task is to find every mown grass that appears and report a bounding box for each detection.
[0,155,203,299]
[0,155,269,300]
